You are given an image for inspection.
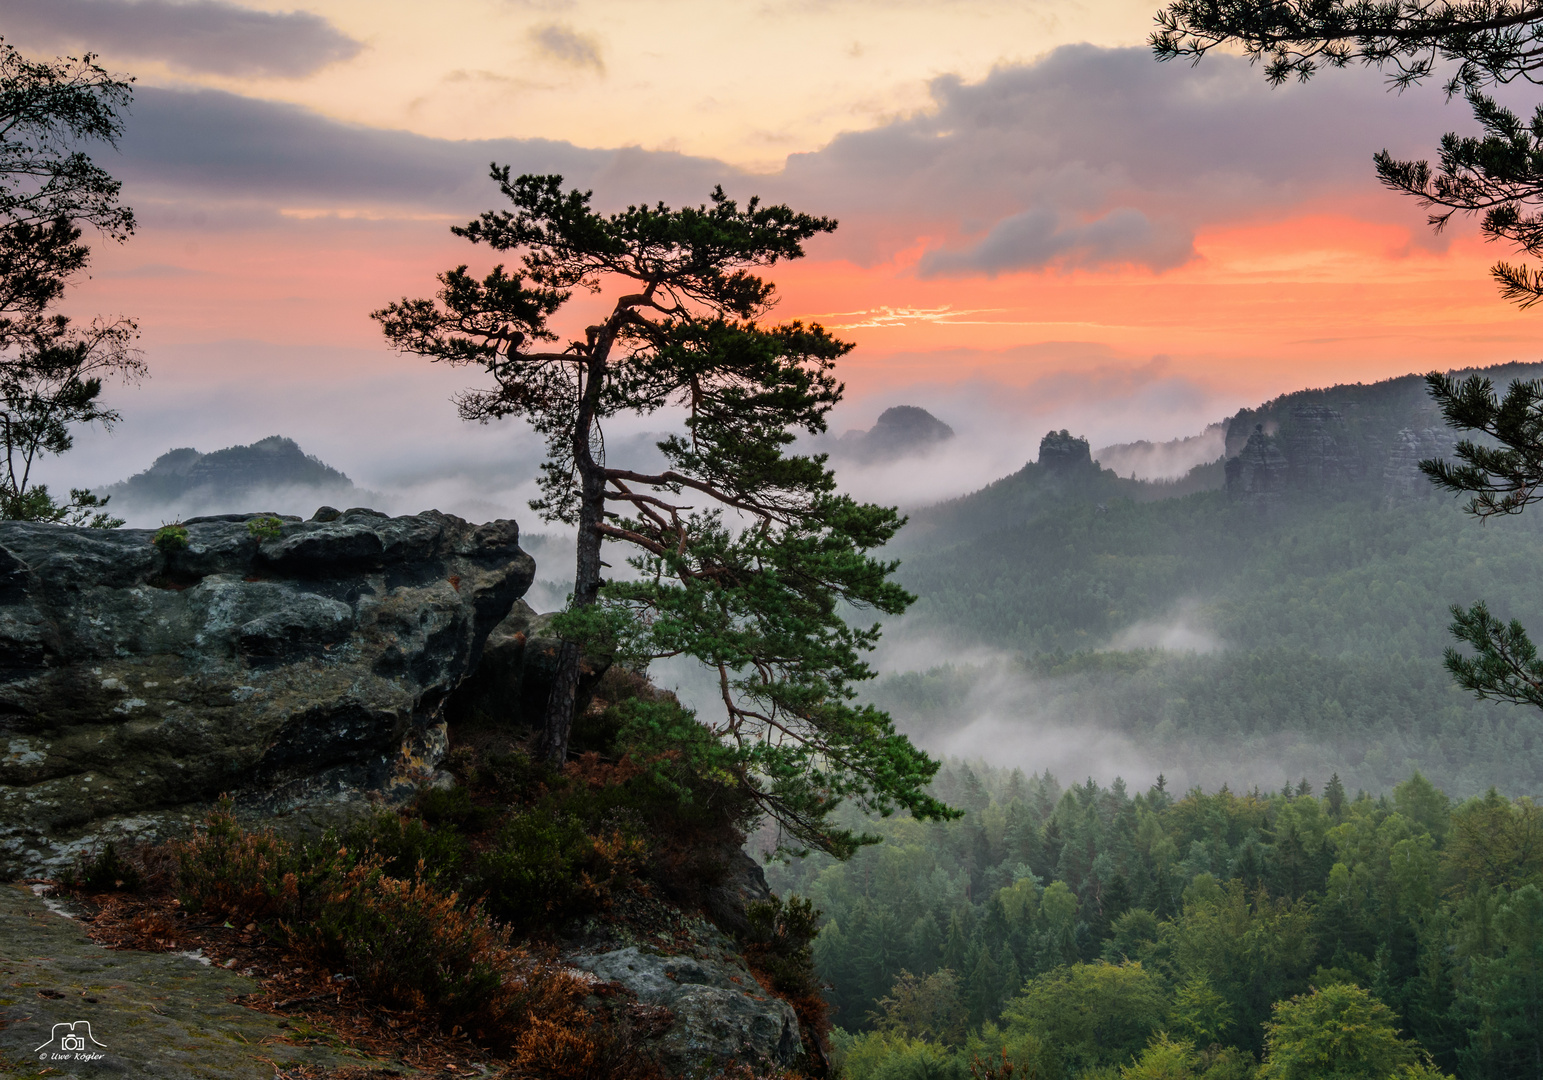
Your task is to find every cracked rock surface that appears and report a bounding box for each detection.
[570,943,801,1071]
[0,510,534,878]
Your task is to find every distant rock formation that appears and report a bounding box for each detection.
[834,405,955,463]
[0,509,533,877]
[1038,429,1095,474]
[100,436,370,520]
[1385,427,1457,500]
[1222,385,1467,504]
[1280,403,1353,489]
[1226,405,1352,502]
[1224,425,1288,501]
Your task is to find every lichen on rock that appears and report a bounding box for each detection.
[569,941,802,1071]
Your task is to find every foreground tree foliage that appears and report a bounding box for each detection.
[375,169,953,855]
[774,763,1543,1079]
[1407,370,1543,709]
[1153,1,1543,309]
[1152,0,1543,775]
[0,40,140,526]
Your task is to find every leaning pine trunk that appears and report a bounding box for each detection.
[536,458,607,765]
[538,641,581,765]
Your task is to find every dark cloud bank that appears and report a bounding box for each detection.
[0,0,362,78]
[106,44,1469,273]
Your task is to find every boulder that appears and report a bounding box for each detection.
[0,509,534,878]
[570,944,801,1071]
[445,598,610,739]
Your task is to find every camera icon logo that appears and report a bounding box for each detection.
[35,1020,106,1055]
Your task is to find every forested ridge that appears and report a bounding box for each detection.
[781,365,1543,1077]
[769,762,1543,1079]
[868,364,1543,796]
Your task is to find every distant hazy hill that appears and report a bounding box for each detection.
[101,436,371,521]
[898,428,1225,551]
[877,360,1543,798]
[828,405,955,463]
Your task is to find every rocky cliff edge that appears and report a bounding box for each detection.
[0,509,534,879]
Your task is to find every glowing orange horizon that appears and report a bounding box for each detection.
[71,200,1543,420]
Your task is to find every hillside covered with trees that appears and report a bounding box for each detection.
[768,761,1542,1079]
[871,364,1543,796]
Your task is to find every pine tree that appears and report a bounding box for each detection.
[966,947,1001,1028]
[375,170,955,855]
[1325,773,1347,820]
[0,43,140,526]
[907,912,944,973]
[942,909,971,975]
[997,951,1022,1013]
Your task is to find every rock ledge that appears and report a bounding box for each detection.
[0,509,534,877]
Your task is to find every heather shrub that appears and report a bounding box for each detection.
[475,807,646,929]
[342,811,469,884]
[171,801,601,1049]
[173,797,302,919]
[302,863,507,1019]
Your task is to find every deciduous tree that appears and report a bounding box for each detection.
[1258,982,1426,1080]
[0,41,139,525]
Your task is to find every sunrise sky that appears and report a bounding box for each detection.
[8,0,1543,514]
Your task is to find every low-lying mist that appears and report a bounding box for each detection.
[46,338,1245,536]
[1094,423,1227,481]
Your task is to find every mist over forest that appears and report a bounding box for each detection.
[104,360,1543,801]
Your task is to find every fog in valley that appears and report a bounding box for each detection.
[45,341,1539,801]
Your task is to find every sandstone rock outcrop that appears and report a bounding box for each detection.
[1280,403,1354,489]
[1038,429,1095,475]
[1224,424,1288,502]
[1385,427,1456,501]
[0,509,534,877]
[570,943,802,1071]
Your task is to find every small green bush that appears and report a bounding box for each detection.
[414,784,496,833]
[59,841,143,893]
[152,522,188,551]
[743,893,821,996]
[245,515,284,540]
